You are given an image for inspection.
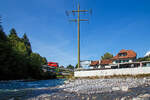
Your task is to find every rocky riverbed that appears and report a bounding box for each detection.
[28,77,150,100]
[1,77,150,100]
[59,77,150,94]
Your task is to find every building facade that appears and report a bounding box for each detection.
[112,49,137,64]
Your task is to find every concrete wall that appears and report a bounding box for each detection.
[74,67,150,77]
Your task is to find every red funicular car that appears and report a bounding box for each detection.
[48,62,59,68]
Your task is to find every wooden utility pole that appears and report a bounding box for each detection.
[66,3,91,69]
[78,4,81,69]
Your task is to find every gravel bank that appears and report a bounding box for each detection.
[2,77,150,100]
[27,84,150,100]
[59,77,150,94]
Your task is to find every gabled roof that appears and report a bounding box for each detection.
[90,60,99,66]
[112,49,137,60]
[100,59,112,65]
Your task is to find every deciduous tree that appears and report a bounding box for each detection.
[101,52,113,60]
[66,64,74,69]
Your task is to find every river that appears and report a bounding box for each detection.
[1,78,150,100]
[0,79,65,100]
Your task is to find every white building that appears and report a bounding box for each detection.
[144,51,150,57]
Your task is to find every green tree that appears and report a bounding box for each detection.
[29,53,49,79]
[22,33,32,55]
[0,27,7,41]
[137,56,150,62]
[8,28,19,40]
[16,41,28,55]
[8,28,20,50]
[0,26,52,80]
[75,64,82,69]
[0,31,10,79]
[41,57,47,65]
[0,17,7,41]
[101,52,113,60]
[30,53,47,66]
[75,64,78,69]
[8,29,28,55]
[30,53,43,66]
[66,64,74,69]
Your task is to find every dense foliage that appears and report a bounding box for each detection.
[137,56,150,62]
[101,52,113,60]
[75,64,83,69]
[66,64,74,69]
[0,24,55,80]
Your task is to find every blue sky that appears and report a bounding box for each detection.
[1,0,150,66]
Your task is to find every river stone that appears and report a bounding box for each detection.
[121,97,127,100]
[92,96,97,100]
[139,94,150,98]
[121,86,128,92]
[82,96,85,99]
[44,97,50,100]
[132,97,141,100]
[112,87,120,91]
[64,80,69,84]
[9,98,14,100]
[86,97,90,100]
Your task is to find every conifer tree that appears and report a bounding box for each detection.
[41,57,47,65]
[8,28,20,41]
[0,17,7,41]
[8,28,20,47]
[0,28,7,41]
[22,33,32,55]
[8,28,27,55]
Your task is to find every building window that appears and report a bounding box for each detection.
[119,53,127,57]
[116,60,120,63]
[116,60,129,63]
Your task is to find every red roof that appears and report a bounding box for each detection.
[100,59,112,65]
[90,60,99,66]
[48,62,59,67]
[112,49,137,60]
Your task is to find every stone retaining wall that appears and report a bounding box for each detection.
[74,67,150,77]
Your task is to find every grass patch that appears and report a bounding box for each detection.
[56,75,64,78]
[65,74,76,80]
